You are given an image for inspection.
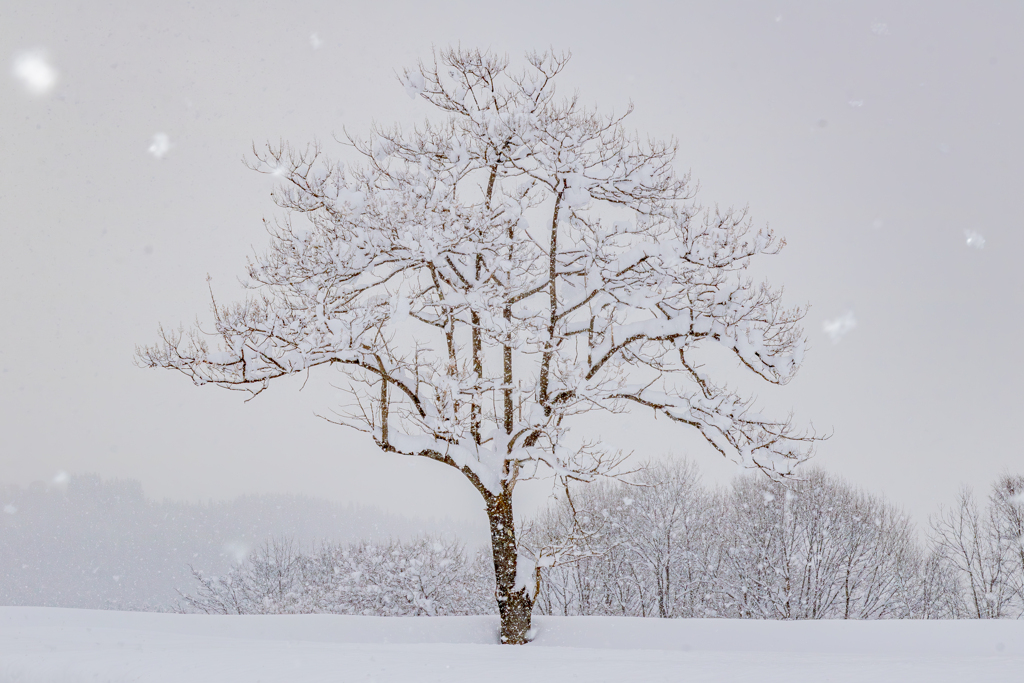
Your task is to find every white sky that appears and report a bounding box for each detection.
[2,0,1022,532]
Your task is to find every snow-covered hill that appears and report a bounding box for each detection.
[2,607,1022,682]
[0,477,484,611]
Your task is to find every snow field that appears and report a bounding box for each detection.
[2,608,1023,682]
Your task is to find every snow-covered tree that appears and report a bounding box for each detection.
[137,48,817,643]
[178,537,493,616]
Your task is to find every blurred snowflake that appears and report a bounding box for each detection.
[148,133,171,159]
[3,504,16,515]
[871,22,889,36]
[224,540,250,564]
[964,230,985,249]
[310,33,322,49]
[12,50,57,95]
[848,100,865,107]
[823,311,857,344]
[52,470,70,492]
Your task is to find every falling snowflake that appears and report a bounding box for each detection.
[310,33,322,49]
[871,22,889,36]
[848,100,865,108]
[3,504,16,515]
[964,230,985,249]
[12,50,58,95]
[823,311,857,344]
[871,218,884,230]
[148,133,171,159]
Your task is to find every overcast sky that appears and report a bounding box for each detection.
[2,1,1022,532]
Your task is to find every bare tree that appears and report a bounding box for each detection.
[718,470,920,619]
[607,462,719,618]
[530,477,647,617]
[929,487,1012,618]
[532,461,720,619]
[138,48,817,643]
[178,538,304,615]
[930,478,1024,619]
[916,550,964,619]
[990,474,1024,616]
[532,467,922,621]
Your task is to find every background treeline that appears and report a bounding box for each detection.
[530,464,1024,619]
[3,467,1022,618]
[171,464,1024,620]
[0,474,478,611]
[179,537,495,616]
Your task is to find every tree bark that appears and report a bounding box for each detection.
[487,492,534,644]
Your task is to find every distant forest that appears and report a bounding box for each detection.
[169,466,1024,621]
[3,468,1022,620]
[0,475,480,610]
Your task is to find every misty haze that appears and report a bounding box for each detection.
[2,2,1023,681]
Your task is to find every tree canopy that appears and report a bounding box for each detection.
[139,48,819,642]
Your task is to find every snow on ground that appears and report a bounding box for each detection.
[1,607,1022,682]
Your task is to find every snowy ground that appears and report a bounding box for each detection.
[1,607,1022,682]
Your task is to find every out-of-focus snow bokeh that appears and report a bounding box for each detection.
[148,132,171,159]
[964,229,986,249]
[823,311,858,344]
[1,1,1022,531]
[12,50,57,95]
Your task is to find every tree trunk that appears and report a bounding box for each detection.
[488,493,534,644]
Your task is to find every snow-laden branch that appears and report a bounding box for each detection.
[139,48,823,642]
